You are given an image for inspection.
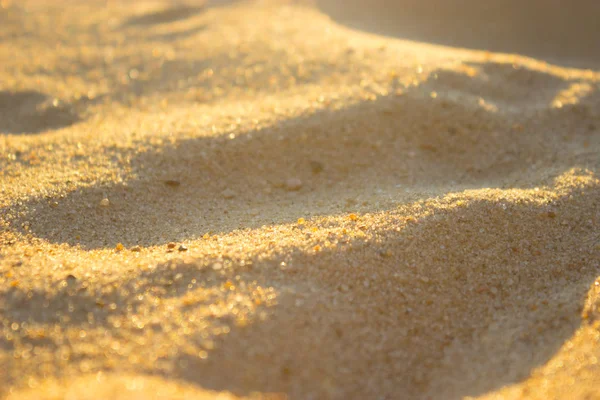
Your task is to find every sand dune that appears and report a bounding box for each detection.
[316,0,600,69]
[1,1,599,399]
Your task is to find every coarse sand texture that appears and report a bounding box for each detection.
[1,1,600,399]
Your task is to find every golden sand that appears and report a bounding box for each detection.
[1,1,600,398]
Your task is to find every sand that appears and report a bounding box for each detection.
[1,0,599,399]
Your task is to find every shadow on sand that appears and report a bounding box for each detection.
[2,175,599,398]
[0,91,80,134]
[122,1,241,27]
[5,61,598,249]
[316,0,600,69]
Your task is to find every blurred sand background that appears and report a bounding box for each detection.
[1,0,600,398]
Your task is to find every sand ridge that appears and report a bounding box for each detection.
[1,0,600,399]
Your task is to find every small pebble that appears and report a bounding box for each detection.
[379,250,392,258]
[222,188,236,199]
[115,243,124,252]
[99,198,110,207]
[167,242,176,249]
[297,218,306,224]
[178,244,188,252]
[131,245,141,252]
[310,161,324,174]
[285,178,303,191]
[164,180,181,187]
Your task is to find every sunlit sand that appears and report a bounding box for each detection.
[1,1,599,398]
